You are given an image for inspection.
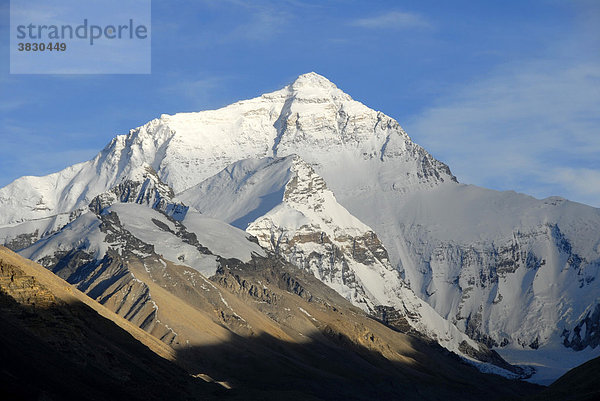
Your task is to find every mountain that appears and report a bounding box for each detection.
[382,187,600,350]
[0,72,453,227]
[1,72,599,382]
[179,154,511,371]
[0,246,224,400]
[8,203,541,400]
[17,168,512,369]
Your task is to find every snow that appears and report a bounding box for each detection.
[182,153,480,360]
[0,72,445,227]
[298,307,317,321]
[0,212,75,249]
[19,202,264,278]
[183,155,372,236]
[181,211,265,261]
[108,203,220,276]
[179,157,294,229]
[218,292,230,308]
[363,184,600,352]
[3,71,600,375]
[19,212,108,262]
[108,203,264,272]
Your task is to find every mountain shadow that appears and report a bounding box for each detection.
[0,257,225,401]
[516,356,600,401]
[174,331,543,401]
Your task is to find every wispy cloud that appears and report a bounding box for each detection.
[351,11,431,30]
[188,0,291,43]
[405,56,600,207]
[9,4,64,21]
[223,6,290,42]
[550,168,600,199]
[0,99,28,112]
[0,67,32,111]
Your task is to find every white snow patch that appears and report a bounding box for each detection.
[298,307,317,321]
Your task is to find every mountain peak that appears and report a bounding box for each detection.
[284,72,351,102]
[291,72,338,90]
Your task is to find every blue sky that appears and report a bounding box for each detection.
[1,0,599,206]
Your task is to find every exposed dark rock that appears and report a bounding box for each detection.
[3,230,40,251]
[563,303,600,350]
[372,305,413,333]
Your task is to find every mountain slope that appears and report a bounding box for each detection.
[385,185,600,351]
[522,356,600,401]
[0,72,453,228]
[0,246,223,401]
[11,209,543,401]
[179,154,516,373]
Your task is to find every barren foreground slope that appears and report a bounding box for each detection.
[0,246,224,400]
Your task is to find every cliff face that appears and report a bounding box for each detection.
[396,206,600,352]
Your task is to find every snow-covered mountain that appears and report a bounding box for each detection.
[12,161,511,373]
[17,185,266,342]
[179,155,508,369]
[1,72,599,381]
[0,72,452,228]
[386,186,600,347]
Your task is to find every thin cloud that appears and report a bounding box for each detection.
[351,11,431,30]
[550,168,600,200]
[0,98,28,112]
[224,7,290,42]
[193,0,291,43]
[405,55,600,207]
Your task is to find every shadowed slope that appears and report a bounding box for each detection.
[520,356,600,401]
[171,255,544,401]
[0,246,224,401]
